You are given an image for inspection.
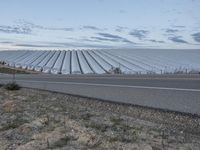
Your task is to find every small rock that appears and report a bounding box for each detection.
[180,131,184,134]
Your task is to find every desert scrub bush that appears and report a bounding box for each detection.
[85,122,109,132]
[4,82,20,91]
[109,67,122,74]
[110,116,123,126]
[0,61,6,65]
[0,117,28,131]
[81,112,93,121]
[49,136,71,149]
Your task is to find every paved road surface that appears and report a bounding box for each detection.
[1,74,200,115]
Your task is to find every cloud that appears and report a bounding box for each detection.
[0,20,74,36]
[129,30,149,40]
[148,39,165,43]
[98,33,120,39]
[191,32,200,42]
[14,41,114,49]
[0,25,32,34]
[14,43,56,48]
[48,27,74,31]
[81,26,103,31]
[165,28,179,33]
[96,33,134,44]
[115,26,128,32]
[16,20,74,31]
[168,36,188,44]
[91,37,118,42]
[171,25,185,28]
[78,44,113,48]
[0,41,13,44]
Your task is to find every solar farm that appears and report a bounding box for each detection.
[0,49,199,74]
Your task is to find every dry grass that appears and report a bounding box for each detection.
[0,87,200,149]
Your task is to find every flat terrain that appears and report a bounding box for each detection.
[0,65,37,74]
[1,74,200,115]
[0,86,200,149]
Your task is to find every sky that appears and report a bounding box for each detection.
[0,0,200,50]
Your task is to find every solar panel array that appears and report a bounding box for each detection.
[0,49,199,74]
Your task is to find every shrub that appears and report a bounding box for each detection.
[110,116,123,126]
[50,136,71,148]
[109,67,122,74]
[4,82,20,91]
[0,61,6,65]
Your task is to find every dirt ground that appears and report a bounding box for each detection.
[0,86,200,150]
[0,64,38,74]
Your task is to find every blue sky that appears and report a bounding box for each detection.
[0,0,200,50]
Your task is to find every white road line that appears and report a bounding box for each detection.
[5,79,200,92]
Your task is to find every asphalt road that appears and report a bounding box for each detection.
[1,74,200,115]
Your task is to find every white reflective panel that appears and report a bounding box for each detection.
[94,50,131,74]
[7,51,28,66]
[51,51,66,74]
[27,51,49,70]
[108,49,162,74]
[77,50,94,74]
[14,51,35,68]
[87,50,112,72]
[0,51,11,62]
[35,51,55,72]
[82,51,105,74]
[0,49,199,75]
[61,50,71,74]
[102,50,147,74]
[106,50,156,74]
[71,50,82,74]
[22,51,45,69]
[42,51,61,73]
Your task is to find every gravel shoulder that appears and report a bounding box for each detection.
[0,86,200,150]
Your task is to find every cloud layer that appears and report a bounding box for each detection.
[0,19,199,49]
[165,29,179,33]
[0,25,32,34]
[81,26,103,31]
[168,36,188,44]
[149,39,165,43]
[191,32,200,42]
[129,30,149,40]
[92,33,134,44]
[16,20,74,31]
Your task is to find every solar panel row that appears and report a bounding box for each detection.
[0,49,199,74]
